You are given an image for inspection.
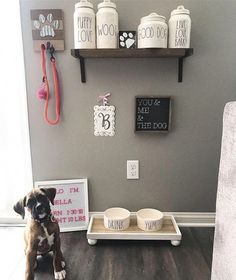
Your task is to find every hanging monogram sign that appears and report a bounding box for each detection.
[94,93,115,136]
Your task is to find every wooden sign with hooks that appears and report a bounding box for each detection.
[31,9,65,51]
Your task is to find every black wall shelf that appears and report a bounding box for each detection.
[71,48,193,83]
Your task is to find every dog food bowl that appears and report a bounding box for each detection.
[104,207,131,231]
[137,208,164,232]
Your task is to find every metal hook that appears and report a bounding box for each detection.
[46,42,55,61]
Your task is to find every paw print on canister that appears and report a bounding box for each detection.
[34,13,59,37]
[119,31,136,49]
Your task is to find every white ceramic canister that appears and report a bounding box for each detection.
[138,13,168,48]
[74,0,96,49]
[96,0,119,48]
[168,5,191,48]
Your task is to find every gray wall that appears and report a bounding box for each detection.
[20,0,236,212]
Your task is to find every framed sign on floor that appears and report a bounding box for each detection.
[35,179,89,232]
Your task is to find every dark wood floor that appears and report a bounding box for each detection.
[1,227,214,280]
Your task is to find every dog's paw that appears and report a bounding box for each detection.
[61,261,65,268]
[54,269,66,280]
[34,260,38,270]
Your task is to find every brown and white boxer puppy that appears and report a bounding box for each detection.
[13,188,66,280]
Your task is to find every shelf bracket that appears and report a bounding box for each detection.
[79,56,86,83]
[178,58,184,83]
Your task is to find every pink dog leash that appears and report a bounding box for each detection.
[37,44,60,125]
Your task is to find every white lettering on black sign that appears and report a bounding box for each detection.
[135,97,171,132]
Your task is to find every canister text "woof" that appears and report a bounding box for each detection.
[97,24,117,37]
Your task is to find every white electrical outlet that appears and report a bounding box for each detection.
[127,160,139,179]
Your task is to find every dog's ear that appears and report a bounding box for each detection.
[13,197,26,219]
[40,188,56,205]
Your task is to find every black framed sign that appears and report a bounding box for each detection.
[135,96,171,132]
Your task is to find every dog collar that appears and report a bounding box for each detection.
[33,213,56,224]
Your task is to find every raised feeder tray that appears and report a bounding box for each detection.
[87,214,181,246]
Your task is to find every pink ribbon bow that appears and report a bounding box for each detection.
[98,93,111,106]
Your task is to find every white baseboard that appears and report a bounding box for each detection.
[90,212,216,228]
[167,212,215,227]
[0,212,215,228]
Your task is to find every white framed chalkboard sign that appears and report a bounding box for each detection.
[35,179,89,232]
[135,96,172,132]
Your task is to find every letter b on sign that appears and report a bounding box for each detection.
[94,105,115,136]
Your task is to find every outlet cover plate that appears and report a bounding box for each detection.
[127,160,139,180]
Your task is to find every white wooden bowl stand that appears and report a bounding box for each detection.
[87,214,181,246]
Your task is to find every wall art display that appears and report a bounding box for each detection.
[119,31,136,48]
[35,179,89,232]
[31,9,65,51]
[94,93,115,136]
[135,96,171,132]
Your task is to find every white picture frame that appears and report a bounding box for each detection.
[35,179,89,232]
[94,105,115,136]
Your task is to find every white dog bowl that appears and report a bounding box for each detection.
[137,208,164,232]
[104,207,130,231]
